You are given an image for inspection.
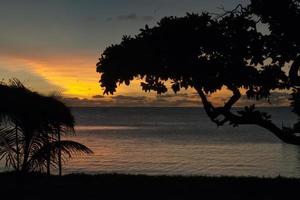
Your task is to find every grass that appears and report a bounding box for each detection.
[1,172,300,199]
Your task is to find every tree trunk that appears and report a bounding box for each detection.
[46,139,51,176]
[15,124,20,171]
[57,128,62,176]
[21,140,30,172]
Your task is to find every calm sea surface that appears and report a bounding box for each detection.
[2,107,300,177]
[63,107,300,177]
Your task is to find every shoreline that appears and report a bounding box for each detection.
[2,172,300,199]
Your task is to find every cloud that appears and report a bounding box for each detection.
[117,14,138,20]
[155,90,291,107]
[237,92,291,107]
[61,90,292,108]
[208,91,291,107]
[0,65,64,95]
[62,95,149,107]
[62,97,113,107]
[62,93,200,107]
[112,95,147,101]
[154,92,200,106]
[111,95,148,106]
[110,13,154,21]
[157,93,190,98]
[0,52,100,99]
[92,94,105,99]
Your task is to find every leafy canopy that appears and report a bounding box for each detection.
[97,0,300,145]
[97,11,288,99]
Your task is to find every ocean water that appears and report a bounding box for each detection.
[2,107,300,177]
[61,107,300,177]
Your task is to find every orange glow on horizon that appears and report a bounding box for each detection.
[0,52,246,106]
[0,53,164,98]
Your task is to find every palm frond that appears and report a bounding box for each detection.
[0,79,91,173]
[58,140,93,156]
[27,140,93,172]
[0,127,19,169]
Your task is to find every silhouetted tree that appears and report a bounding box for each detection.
[96,0,300,145]
[0,80,93,175]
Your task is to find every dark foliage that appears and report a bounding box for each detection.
[0,80,93,174]
[97,0,300,145]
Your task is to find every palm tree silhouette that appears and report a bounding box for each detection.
[0,79,93,175]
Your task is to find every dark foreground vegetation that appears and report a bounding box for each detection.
[0,80,92,176]
[1,172,300,200]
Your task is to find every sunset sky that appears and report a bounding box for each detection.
[2,0,288,107]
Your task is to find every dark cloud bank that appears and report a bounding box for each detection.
[62,92,291,107]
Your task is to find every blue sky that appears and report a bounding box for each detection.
[0,0,249,54]
[0,0,255,106]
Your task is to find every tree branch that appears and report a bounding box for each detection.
[221,109,300,145]
[195,86,219,123]
[213,4,247,19]
[224,86,241,110]
[195,85,241,126]
[194,85,300,145]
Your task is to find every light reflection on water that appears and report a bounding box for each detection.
[2,107,300,177]
[63,125,300,177]
[75,125,141,131]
